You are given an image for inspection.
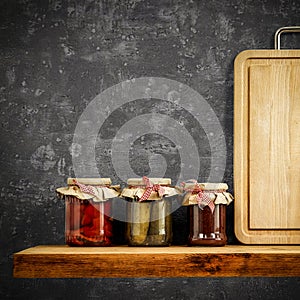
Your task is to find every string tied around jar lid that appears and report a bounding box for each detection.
[139,176,165,202]
[57,178,120,203]
[181,179,219,213]
[72,179,99,197]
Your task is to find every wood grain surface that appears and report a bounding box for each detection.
[13,245,300,278]
[234,49,300,244]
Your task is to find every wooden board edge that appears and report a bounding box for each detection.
[234,50,250,245]
[234,49,300,61]
[234,232,300,245]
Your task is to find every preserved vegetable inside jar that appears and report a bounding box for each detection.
[65,197,112,246]
[182,181,233,246]
[121,177,180,246]
[126,199,172,246]
[188,204,227,246]
[56,178,120,246]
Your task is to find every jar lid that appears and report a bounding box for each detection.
[57,178,120,201]
[127,178,171,186]
[67,178,112,186]
[183,182,228,191]
[182,181,233,208]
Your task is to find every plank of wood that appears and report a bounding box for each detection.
[249,63,300,229]
[13,245,300,278]
[234,49,300,244]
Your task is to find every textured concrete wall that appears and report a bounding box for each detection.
[1,0,300,299]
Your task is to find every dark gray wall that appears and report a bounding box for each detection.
[1,0,300,299]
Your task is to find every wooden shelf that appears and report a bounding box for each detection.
[13,245,300,278]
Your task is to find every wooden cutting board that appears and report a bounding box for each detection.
[234,29,300,244]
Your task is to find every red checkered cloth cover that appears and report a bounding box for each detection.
[139,176,165,202]
[73,179,97,197]
[182,180,216,213]
[196,189,215,213]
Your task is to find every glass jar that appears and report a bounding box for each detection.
[56,178,120,246]
[188,204,227,246]
[121,177,179,246]
[182,182,233,246]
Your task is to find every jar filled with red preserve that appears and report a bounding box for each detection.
[182,181,233,246]
[56,178,120,246]
[121,177,181,246]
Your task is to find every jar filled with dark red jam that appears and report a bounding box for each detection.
[56,178,120,246]
[182,182,233,246]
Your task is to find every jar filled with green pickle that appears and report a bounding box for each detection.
[121,177,180,246]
